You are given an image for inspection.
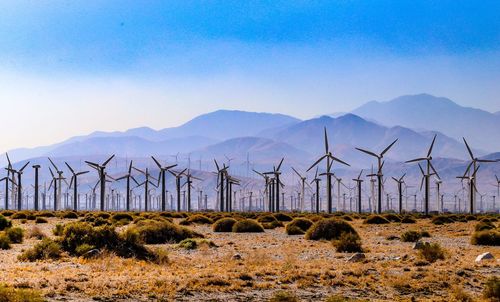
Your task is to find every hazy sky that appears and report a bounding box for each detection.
[1,1,500,152]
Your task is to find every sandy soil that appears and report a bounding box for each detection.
[0,216,498,301]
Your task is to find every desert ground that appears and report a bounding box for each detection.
[0,211,498,302]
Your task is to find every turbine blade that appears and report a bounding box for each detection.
[103,154,115,166]
[331,155,350,167]
[405,157,427,163]
[418,163,425,176]
[291,167,302,178]
[48,157,59,171]
[65,162,75,174]
[355,147,378,158]
[276,157,284,171]
[129,160,133,174]
[151,156,162,169]
[427,134,437,157]
[324,127,329,154]
[463,137,474,160]
[307,155,327,172]
[19,161,30,172]
[381,139,398,156]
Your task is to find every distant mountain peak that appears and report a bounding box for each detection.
[352,93,500,151]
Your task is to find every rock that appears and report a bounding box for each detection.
[82,249,101,259]
[475,252,494,263]
[347,253,365,262]
[232,253,242,260]
[412,241,430,250]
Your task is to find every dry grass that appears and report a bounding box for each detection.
[0,213,496,301]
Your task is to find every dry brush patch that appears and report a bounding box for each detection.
[0,213,497,301]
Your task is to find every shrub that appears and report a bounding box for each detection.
[431,215,455,225]
[273,213,293,222]
[483,276,500,301]
[269,291,300,302]
[401,230,422,242]
[471,230,500,246]
[475,221,495,232]
[35,217,48,224]
[36,211,55,218]
[178,238,216,250]
[1,211,14,217]
[213,218,237,232]
[0,234,11,250]
[62,211,79,219]
[420,230,431,238]
[418,243,445,263]
[465,215,477,221]
[75,243,95,256]
[0,215,12,231]
[340,215,353,221]
[0,284,44,302]
[401,216,416,224]
[18,238,62,262]
[306,218,358,241]
[285,218,313,235]
[95,212,111,219]
[133,220,203,244]
[364,215,390,224]
[262,220,284,229]
[5,227,24,244]
[187,214,213,225]
[11,212,27,220]
[28,226,47,240]
[257,214,279,223]
[383,213,401,222]
[178,219,192,226]
[60,222,158,261]
[111,213,133,222]
[53,224,64,236]
[232,219,265,233]
[333,232,363,253]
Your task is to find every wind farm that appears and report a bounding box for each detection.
[1,1,500,301]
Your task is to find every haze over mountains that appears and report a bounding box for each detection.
[352,94,500,151]
[3,93,500,193]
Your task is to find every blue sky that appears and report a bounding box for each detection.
[1,1,499,151]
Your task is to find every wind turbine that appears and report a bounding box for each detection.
[6,161,30,210]
[253,169,271,212]
[32,165,41,211]
[462,138,498,209]
[182,170,202,212]
[352,170,364,214]
[115,161,135,211]
[310,167,321,213]
[151,156,177,212]
[0,176,10,210]
[263,158,285,212]
[48,157,66,210]
[405,135,438,215]
[133,167,158,212]
[356,139,397,214]
[214,160,229,212]
[292,167,309,212]
[392,173,406,214]
[457,162,480,214]
[308,127,350,213]
[65,162,89,211]
[48,167,67,211]
[85,155,115,211]
[495,175,500,200]
[169,169,187,212]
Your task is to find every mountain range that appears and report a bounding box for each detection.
[3,93,500,195]
[352,94,500,151]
